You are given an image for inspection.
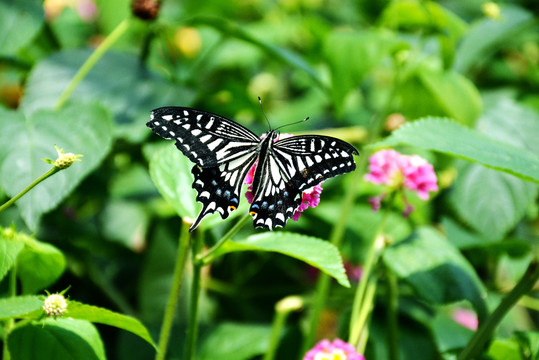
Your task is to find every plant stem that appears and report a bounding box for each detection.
[54,18,132,110]
[356,278,377,355]
[348,232,385,346]
[387,269,399,360]
[0,167,60,213]
[184,236,204,360]
[155,222,191,360]
[458,259,539,360]
[197,213,250,265]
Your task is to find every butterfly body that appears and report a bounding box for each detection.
[147,106,358,231]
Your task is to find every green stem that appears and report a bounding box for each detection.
[184,236,204,360]
[155,222,191,360]
[458,259,539,360]
[387,269,399,360]
[348,232,385,346]
[54,18,132,110]
[197,213,250,265]
[0,167,60,213]
[356,278,377,355]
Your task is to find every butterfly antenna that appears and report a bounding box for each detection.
[274,117,309,131]
[258,96,272,130]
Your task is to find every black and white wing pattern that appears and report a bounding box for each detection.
[147,106,359,232]
[248,135,358,230]
[148,107,260,231]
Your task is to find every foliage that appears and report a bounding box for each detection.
[0,0,538,359]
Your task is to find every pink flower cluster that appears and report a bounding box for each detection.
[365,149,438,200]
[303,339,365,360]
[244,133,323,221]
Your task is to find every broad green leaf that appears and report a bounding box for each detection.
[0,296,42,320]
[8,319,106,360]
[448,98,539,239]
[0,228,24,282]
[370,117,539,183]
[455,5,534,73]
[323,29,403,114]
[211,232,350,288]
[198,323,271,360]
[417,68,481,125]
[149,145,199,221]
[449,162,538,241]
[0,0,44,56]
[20,49,194,142]
[430,311,474,352]
[0,103,114,229]
[487,338,521,360]
[383,227,487,321]
[66,301,156,349]
[17,237,65,294]
[442,217,500,249]
[149,145,238,228]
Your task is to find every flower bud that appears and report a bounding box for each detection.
[43,294,68,318]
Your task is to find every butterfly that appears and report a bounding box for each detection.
[147,106,359,232]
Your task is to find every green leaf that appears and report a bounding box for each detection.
[148,145,235,228]
[449,162,538,240]
[430,311,474,352]
[370,117,539,183]
[515,331,539,359]
[17,237,65,294]
[211,232,350,288]
[198,323,271,360]
[323,29,403,114]
[0,295,43,321]
[0,0,44,56]
[0,103,114,229]
[383,227,487,321]
[448,98,539,239]
[20,49,194,142]
[8,319,106,360]
[417,68,481,125]
[0,228,24,282]
[455,5,534,73]
[149,145,199,221]
[486,338,522,360]
[66,301,156,349]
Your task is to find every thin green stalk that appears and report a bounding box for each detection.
[356,278,377,354]
[386,270,399,360]
[184,236,204,360]
[458,260,539,360]
[54,18,132,110]
[0,167,60,213]
[155,222,191,360]
[348,232,385,346]
[197,213,250,265]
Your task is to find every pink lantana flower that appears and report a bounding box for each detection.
[452,309,478,331]
[244,133,324,221]
[365,149,438,216]
[303,339,365,360]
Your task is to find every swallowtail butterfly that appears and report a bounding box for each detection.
[147,106,359,231]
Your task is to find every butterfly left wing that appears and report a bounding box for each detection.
[147,107,261,231]
[249,135,358,230]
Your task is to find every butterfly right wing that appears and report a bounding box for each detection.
[148,107,260,168]
[147,107,261,231]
